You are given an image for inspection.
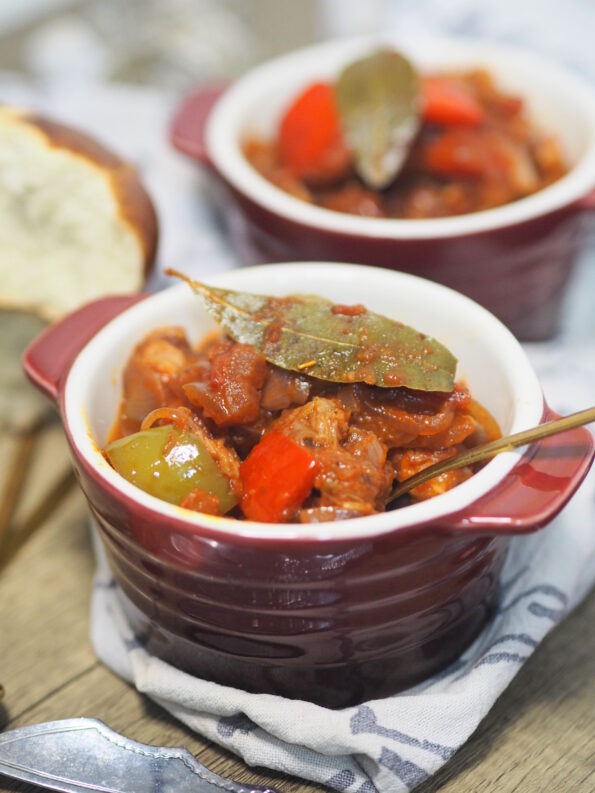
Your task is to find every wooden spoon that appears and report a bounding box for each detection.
[387,406,595,506]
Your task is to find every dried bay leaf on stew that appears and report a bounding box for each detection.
[335,49,421,189]
[168,270,457,392]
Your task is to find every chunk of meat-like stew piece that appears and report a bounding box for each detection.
[273,396,350,448]
[184,342,268,427]
[261,367,311,411]
[305,427,393,517]
[189,416,242,489]
[119,328,194,434]
[274,398,393,518]
[242,139,313,201]
[321,182,384,217]
[392,447,472,501]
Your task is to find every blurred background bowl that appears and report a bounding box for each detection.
[172,36,595,341]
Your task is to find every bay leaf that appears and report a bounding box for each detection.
[167,270,457,392]
[335,49,421,189]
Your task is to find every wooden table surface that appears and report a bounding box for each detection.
[0,422,593,793]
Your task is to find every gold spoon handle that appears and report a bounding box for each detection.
[387,406,595,505]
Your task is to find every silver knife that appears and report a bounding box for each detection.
[0,719,281,793]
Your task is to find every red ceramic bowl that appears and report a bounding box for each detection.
[171,36,595,341]
[24,264,594,707]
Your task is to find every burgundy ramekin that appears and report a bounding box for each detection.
[171,36,595,341]
[23,263,594,707]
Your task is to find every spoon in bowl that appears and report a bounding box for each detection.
[386,406,595,506]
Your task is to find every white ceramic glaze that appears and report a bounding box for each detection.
[206,35,595,239]
[63,263,543,541]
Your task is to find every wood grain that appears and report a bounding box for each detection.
[0,429,593,793]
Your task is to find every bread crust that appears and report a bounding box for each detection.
[25,114,158,274]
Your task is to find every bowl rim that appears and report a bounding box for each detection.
[206,34,595,240]
[62,262,544,542]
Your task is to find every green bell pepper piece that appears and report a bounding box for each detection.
[105,424,237,514]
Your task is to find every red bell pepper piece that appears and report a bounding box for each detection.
[240,431,319,522]
[423,128,510,179]
[422,76,485,127]
[279,82,344,177]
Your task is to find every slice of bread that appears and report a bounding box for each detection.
[0,106,157,321]
[0,107,158,429]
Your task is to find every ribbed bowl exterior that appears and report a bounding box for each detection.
[23,256,595,707]
[90,499,507,707]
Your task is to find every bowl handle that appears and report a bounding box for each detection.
[170,84,227,166]
[23,294,148,404]
[576,187,595,212]
[442,407,594,534]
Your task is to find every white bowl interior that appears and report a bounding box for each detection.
[207,35,595,239]
[65,263,543,540]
